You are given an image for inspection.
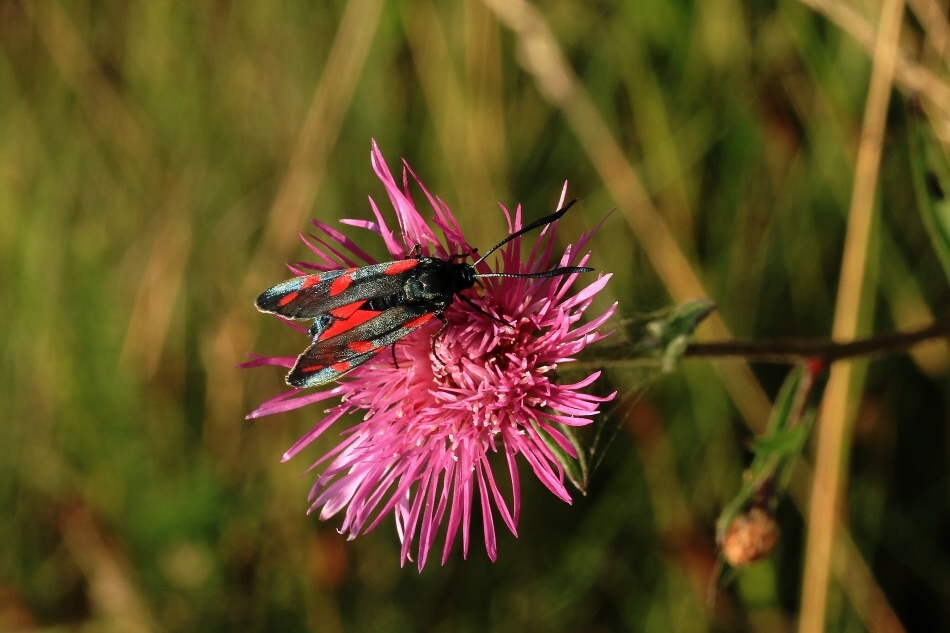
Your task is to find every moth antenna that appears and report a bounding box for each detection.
[476,266,594,280]
[472,199,578,267]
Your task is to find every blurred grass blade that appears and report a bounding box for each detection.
[909,103,950,282]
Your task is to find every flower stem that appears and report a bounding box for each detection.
[683,316,950,363]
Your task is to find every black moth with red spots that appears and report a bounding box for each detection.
[255,199,593,388]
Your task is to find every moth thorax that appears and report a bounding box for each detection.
[406,269,457,303]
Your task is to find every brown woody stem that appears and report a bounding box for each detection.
[683,317,950,363]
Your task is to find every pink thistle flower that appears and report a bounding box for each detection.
[245,141,615,570]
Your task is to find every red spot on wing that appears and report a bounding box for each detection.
[301,274,322,288]
[330,301,364,319]
[331,361,352,373]
[318,309,382,341]
[403,313,435,329]
[329,269,357,296]
[384,260,419,275]
[277,291,299,307]
[348,341,374,353]
[299,363,326,374]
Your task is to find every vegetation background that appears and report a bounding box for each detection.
[3,0,950,631]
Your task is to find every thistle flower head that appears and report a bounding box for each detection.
[245,141,615,570]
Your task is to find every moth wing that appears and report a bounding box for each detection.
[287,304,439,388]
[255,259,424,319]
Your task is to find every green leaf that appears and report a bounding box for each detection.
[640,299,716,372]
[536,420,589,494]
[750,425,809,457]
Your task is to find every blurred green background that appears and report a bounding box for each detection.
[3,0,950,631]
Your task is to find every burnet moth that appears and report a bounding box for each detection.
[255,199,593,388]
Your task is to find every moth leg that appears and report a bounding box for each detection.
[406,244,422,259]
[430,314,451,364]
[446,247,478,263]
[456,292,512,328]
[390,341,400,369]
